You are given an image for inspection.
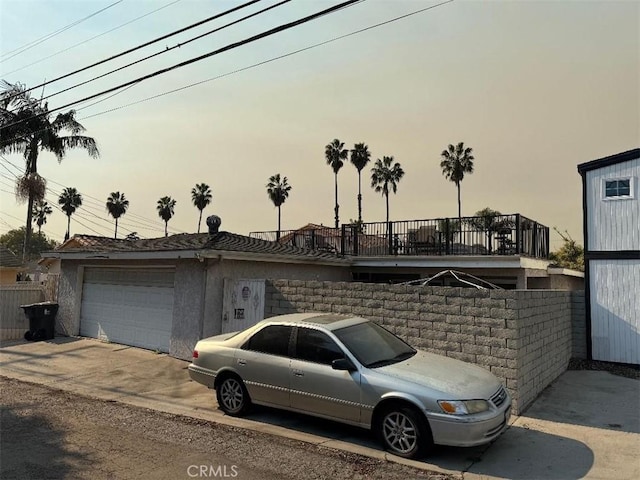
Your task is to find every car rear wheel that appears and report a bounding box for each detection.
[377,406,432,459]
[216,375,251,416]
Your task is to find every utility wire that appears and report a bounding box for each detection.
[4,0,183,77]
[0,0,125,62]
[42,0,292,102]
[2,0,361,131]
[81,0,452,120]
[6,0,262,100]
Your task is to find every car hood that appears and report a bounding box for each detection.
[375,350,501,399]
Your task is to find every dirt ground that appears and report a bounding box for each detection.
[0,377,451,480]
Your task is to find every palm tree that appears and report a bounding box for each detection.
[350,142,371,224]
[106,192,129,239]
[58,187,83,241]
[440,142,474,224]
[156,196,176,237]
[266,174,292,240]
[191,183,212,233]
[32,200,52,236]
[325,139,348,229]
[0,81,99,259]
[370,156,405,226]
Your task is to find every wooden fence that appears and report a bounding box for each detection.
[0,283,45,341]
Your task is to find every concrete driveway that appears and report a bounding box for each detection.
[1,337,638,479]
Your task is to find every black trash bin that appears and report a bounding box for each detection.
[21,302,59,341]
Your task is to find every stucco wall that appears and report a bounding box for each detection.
[56,261,81,336]
[170,260,206,360]
[265,279,583,414]
[203,259,350,338]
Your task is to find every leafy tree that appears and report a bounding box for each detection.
[32,200,52,235]
[549,228,584,271]
[440,142,475,223]
[465,207,513,253]
[266,174,292,240]
[350,142,371,224]
[0,227,58,260]
[0,81,99,259]
[58,187,83,241]
[191,183,212,233]
[156,196,176,237]
[325,138,348,229]
[370,156,405,226]
[437,218,461,244]
[106,191,129,239]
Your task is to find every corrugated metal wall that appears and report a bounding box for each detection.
[0,284,45,340]
[586,157,640,251]
[590,260,640,364]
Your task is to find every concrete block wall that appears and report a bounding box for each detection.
[570,291,587,359]
[265,279,582,414]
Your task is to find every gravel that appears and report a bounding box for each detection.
[568,358,640,380]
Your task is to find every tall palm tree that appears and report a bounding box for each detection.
[106,192,129,239]
[58,187,83,241]
[370,156,405,226]
[0,81,99,259]
[32,200,52,236]
[440,142,475,224]
[156,196,176,237]
[191,183,212,233]
[350,142,371,224]
[266,174,292,240]
[325,138,348,229]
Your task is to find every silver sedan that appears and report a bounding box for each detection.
[188,313,511,459]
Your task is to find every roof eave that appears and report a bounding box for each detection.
[577,148,640,174]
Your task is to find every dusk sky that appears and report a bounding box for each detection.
[1,0,638,249]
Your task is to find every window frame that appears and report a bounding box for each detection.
[241,324,294,358]
[602,176,635,201]
[292,326,347,366]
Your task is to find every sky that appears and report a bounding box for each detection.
[0,0,638,250]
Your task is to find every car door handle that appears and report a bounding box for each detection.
[292,370,304,377]
[237,359,246,366]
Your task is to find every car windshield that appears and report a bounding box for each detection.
[334,321,416,368]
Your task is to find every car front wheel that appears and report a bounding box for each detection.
[216,375,251,416]
[377,406,432,459]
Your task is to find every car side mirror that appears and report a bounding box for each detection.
[332,358,356,372]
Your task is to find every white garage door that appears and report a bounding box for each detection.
[590,259,640,364]
[80,268,175,352]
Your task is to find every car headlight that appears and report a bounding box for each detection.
[438,399,490,415]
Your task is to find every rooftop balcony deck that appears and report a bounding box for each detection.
[250,214,550,259]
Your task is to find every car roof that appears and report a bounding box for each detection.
[261,312,367,331]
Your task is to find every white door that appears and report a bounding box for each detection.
[80,268,175,352]
[221,278,265,334]
[590,260,640,364]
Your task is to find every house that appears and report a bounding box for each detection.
[0,246,24,284]
[577,148,640,365]
[41,223,350,360]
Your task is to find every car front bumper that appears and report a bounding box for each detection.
[426,402,512,447]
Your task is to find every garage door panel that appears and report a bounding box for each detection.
[80,271,174,352]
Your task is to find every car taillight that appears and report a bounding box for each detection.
[193,350,199,359]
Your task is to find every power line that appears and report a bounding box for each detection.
[0,0,125,63]
[42,0,292,103]
[81,0,452,120]
[2,0,362,132]
[7,0,263,100]
[4,0,183,77]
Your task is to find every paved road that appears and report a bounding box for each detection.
[1,377,448,480]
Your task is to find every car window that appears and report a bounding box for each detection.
[294,328,344,366]
[244,325,292,357]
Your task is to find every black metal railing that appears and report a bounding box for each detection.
[249,214,549,259]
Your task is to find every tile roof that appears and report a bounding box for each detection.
[0,246,22,268]
[52,232,348,261]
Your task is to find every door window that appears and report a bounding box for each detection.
[244,325,292,357]
[294,328,344,365]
